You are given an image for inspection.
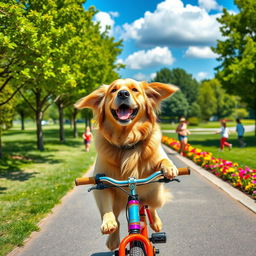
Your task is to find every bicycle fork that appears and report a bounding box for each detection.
[117,181,165,255]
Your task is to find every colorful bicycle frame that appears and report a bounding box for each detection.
[75,168,190,255]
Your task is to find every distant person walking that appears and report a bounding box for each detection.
[176,117,191,156]
[216,120,232,151]
[236,118,246,147]
[83,126,93,152]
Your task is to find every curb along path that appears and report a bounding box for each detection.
[162,145,256,213]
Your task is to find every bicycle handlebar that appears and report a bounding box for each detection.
[75,167,190,186]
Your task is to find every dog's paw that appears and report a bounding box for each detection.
[101,213,118,234]
[150,215,162,232]
[106,232,120,251]
[161,159,178,179]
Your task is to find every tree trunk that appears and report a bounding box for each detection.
[72,108,78,138]
[57,102,65,143]
[20,112,25,130]
[36,110,44,151]
[85,117,89,129]
[35,91,44,151]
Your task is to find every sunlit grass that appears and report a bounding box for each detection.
[0,125,96,256]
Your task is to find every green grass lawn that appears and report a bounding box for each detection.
[0,124,96,256]
[163,131,256,169]
[160,119,255,130]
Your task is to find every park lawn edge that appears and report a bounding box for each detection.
[0,156,95,256]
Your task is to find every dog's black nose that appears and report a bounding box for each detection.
[118,90,130,99]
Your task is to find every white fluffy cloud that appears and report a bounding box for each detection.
[133,72,157,81]
[94,11,116,35]
[185,46,218,58]
[122,0,222,47]
[198,0,222,11]
[196,72,210,81]
[133,73,147,81]
[124,47,175,70]
[109,11,119,18]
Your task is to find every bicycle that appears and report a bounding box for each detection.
[75,167,190,255]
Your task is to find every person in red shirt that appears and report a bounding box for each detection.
[83,126,93,152]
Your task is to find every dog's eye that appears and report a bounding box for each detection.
[132,88,138,92]
[111,88,117,93]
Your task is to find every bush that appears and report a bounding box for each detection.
[188,117,200,126]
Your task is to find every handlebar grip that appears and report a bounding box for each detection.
[178,167,190,176]
[75,177,96,186]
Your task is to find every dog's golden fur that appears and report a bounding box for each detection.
[75,78,179,250]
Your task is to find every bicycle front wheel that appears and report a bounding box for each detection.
[130,241,146,256]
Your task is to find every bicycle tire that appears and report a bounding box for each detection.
[130,241,146,256]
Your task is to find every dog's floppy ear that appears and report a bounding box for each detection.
[74,84,109,110]
[143,82,179,103]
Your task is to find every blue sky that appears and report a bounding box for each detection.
[84,0,238,82]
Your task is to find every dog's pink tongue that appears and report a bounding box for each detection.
[116,108,133,120]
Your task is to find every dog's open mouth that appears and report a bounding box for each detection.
[111,104,139,123]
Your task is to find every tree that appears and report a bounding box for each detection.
[0,84,15,157]
[205,78,236,119]
[161,91,189,119]
[188,102,201,118]
[197,82,217,121]
[15,97,32,130]
[154,68,199,104]
[0,1,30,106]
[45,104,58,124]
[55,27,122,141]
[1,0,123,150]
[234,108,249,119]
[212,0,256,134]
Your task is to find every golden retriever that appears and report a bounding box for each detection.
[75,78,179,250]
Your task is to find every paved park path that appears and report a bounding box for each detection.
[9,148,256,256]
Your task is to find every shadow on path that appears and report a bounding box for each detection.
[91,252,114,256]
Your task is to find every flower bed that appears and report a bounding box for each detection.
[162,136,256,199]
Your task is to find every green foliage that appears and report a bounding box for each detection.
[197,81,217,121]
[0,0,123,149]
[154,68,199,104]
[44,104,58,122]
[0,85,15,130]
[188,102,201,118]
[205,78,236,119]
[15,97,33,119]
[233,108,249,119]
[161,91,189,119]
[212,0,256,111]
[187,117,200,126]
[154,68,199,119]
